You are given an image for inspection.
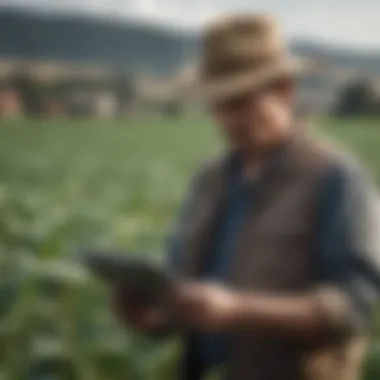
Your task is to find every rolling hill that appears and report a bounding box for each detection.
[0,8,380,77]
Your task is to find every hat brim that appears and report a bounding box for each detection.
[200,57,309,102]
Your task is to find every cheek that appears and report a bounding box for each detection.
[250,101,290,142]
[251,120,283,142]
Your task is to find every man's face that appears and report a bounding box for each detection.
[210,79,294,153]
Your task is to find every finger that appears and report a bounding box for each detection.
[110,288,144,321]
[166,281,201,306]
[165,284,207,323]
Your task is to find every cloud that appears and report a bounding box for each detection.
[0,0,379,50]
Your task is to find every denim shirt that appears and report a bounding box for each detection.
[194,156,254,369]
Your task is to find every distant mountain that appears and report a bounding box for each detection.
[291,40,380,76]
[0,9,198,75]
[0,8,380,77]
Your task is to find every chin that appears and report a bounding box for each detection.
[251,134,279,148]
[231,137,269,153]
[248,138,268,150]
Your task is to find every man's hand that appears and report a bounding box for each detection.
[164,281,239,333]
[111,280,347,342]
[163,280,350,341]
[110,286,168,333]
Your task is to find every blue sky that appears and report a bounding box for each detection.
[0,0,378,51]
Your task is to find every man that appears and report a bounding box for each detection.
[112,15,379,380]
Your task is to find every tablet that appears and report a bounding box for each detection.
[80,250,172,305]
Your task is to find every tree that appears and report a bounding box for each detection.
[334,79,378,117]
[11,74,45,116]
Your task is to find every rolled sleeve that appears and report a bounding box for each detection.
[314,159,380,334]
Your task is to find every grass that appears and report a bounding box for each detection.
[0,117,219,256]
[0,116,379,379]
[321,118,380,181]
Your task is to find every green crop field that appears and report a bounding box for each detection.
[0,117,380,380]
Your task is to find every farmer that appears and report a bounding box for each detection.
[112,15,379,380]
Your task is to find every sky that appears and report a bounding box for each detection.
[0,0,379,51]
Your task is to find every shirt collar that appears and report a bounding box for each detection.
[226,135,291,186]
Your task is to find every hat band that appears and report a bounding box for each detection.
[200,56,305,102]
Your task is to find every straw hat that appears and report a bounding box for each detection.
[199,14,307,101]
